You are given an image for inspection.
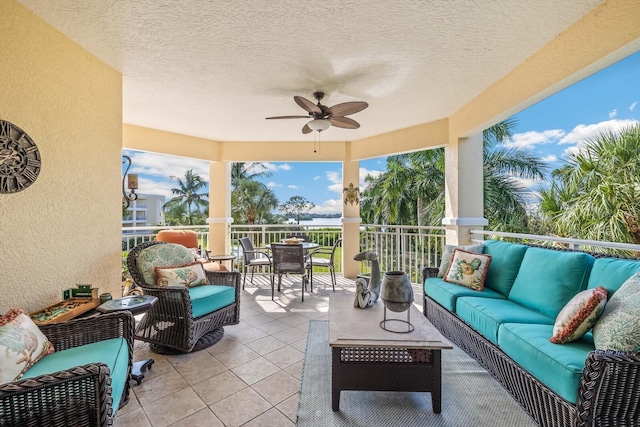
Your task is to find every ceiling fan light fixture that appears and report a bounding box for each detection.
[307,119,330,132]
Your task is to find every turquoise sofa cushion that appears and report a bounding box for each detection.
[482,240,529,297]
[508,248,594,318]
[456,297,554,344]
[22,338,129,413]
[587,257,640,295]
[498,323,593,404]
[189,285,235,318]
[425,278,505,312]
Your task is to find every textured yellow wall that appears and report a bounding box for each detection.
[0,1,123,313]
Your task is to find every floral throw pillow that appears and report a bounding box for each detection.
[443,249,492,291]
[437,244,484,278]
[155,262,210,288]
[550,286,607,344]
[0,308,55,383]
[593,272,640,351]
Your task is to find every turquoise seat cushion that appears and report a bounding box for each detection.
[587,257,640,295]
[456,297,554,344]
[137,243,196,286]
[498,323,594,404]
[482,240,529,297]
[189,285,236,318]
[425,278,505,312]
[508,248,594,319]
[22,338,129,413]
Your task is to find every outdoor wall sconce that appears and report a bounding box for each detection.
[343,183,359,205]
[122,155,138,209]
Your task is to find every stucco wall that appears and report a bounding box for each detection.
[0,1,123,313]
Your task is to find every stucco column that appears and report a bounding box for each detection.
[207,161,232,254]
[342,160,361,279]
[442,133,487,245]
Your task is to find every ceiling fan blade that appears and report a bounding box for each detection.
[331,116,360,129]
[327,101,368,117]
[294,96,322,114]
[265,115,310,119]
[302,124,313,134]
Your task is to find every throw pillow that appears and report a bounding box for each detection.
[155,262,210,288]
[443,249,492,291]
[0,308,55,383]
[438,244,484,278]
[593,272,640,351]
[550,286,608,344]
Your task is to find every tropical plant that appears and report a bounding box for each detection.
[232,180,279,224]
[279,196,315,224]
[538,124,640,244]
[231,162,272,187]
[361,119,546,230]
[163,170,209,225]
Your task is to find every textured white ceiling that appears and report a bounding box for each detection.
[18,0,601,142]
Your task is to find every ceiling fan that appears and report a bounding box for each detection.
[266,91,368,134]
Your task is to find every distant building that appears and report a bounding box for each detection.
[122,193,166,228]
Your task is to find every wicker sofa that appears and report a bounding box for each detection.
[423,240,640,427]
[0,311,134,426]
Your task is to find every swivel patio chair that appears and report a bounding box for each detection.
[127,241,240,354]
[270,243,310,301]
[239,237,272,288]
[156,229,227,271]
[306,238,341,292]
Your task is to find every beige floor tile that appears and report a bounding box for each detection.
[214,343,260,369]
[251,370,301,406]
[224,320,254,334]
[134,370,190,407]
[293,318,312,331]
[168,408,224,427]
[209,387,272,427]
[284,360,304,380]
[253,319,290,335]
[242,312,276,326]
[114,407,152,427]
[131,352,175,383]
[290,337,308,352]
[279,313,309,326]
[206,334,243,355]
[118,393,140,416]
[228,326,269,344]
[263,345,305,369]
[239,307,260,319]
[276,392,300,423]
[143,387,206,427]
[192,370,248,405]
[242,407,295,427]
[231,357,281,385]
[165,350,228,385]
[245,335,287,356]
[272,327,307,344]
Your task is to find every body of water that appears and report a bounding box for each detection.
[297,217,343,226]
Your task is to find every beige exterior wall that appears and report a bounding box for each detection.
[0,1,123,313]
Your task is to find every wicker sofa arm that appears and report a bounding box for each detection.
[575,349,640,426]
[422,267,439,283]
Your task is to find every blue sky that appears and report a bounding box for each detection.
[124,51,639,215]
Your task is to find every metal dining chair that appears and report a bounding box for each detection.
[305,238,341,292]
[270,243,310,301]
[238,237,272,288]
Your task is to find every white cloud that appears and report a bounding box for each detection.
[609,109,618,119]
[313,176,321,181]
[126,150,209,180]
[505,129,564,149]
[541,154,558,162]
[266,181,280,187]
[288,185,299,189]
[558,119,639,145]
[360,167,382,189]
[279,164,291,171]
[310,198,343,214]
[631,101,638,111]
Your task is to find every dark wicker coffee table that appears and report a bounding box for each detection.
[329,293,452,412]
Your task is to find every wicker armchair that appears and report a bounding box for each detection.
[127,241,240,354]
[0,311,134,427]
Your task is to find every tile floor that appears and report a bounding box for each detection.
[115,274,424,427]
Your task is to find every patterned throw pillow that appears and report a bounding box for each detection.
[593,272,640,351]
[438,244,484,278]
[138,243,198,286]
[155,262,210,288]
[443,249,492,291]
[550,286,608,344]
[0,308,55,383]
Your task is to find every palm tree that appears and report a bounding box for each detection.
[361,119,546,230]
[163,170,209,225]
[231,162,272,188]
[232,180,278,224]
[538,124,640,244]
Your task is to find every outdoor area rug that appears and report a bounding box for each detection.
[297,320,537,427]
